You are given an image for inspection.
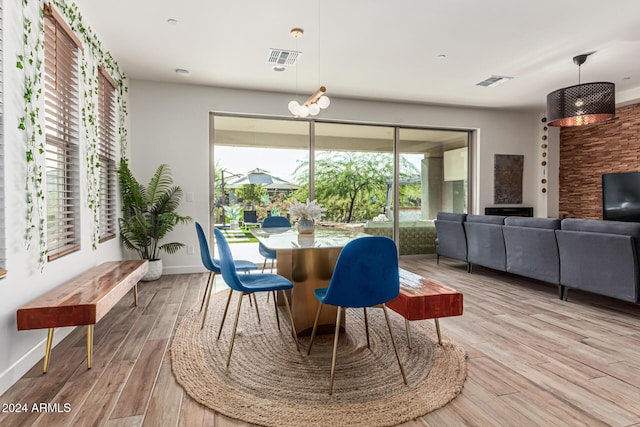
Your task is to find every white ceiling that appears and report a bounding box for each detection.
[74,0,640,111]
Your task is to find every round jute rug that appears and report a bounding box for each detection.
[171,290,467,427]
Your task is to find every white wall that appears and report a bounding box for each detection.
[129,80,552,276]
[0,1,125,395]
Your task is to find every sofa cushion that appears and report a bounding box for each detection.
[504,217,561,230]
[466,214,506,225]
[436,212,466,222]
[561,218,640,236]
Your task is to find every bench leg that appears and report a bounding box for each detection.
[134,284,138,307]
[434,318,442,345]
[87,325,94,369]
[364,308,370,349]
[43,328,54,374]
[404,318,412,349]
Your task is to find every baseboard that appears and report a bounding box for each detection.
[163,264,206,275]
[0,327,74,396]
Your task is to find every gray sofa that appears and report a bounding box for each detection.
[435,212,640,304]
[555,219,640,302]
[503,217,562,287]
[434,212,468,268]
[464,214,507,273]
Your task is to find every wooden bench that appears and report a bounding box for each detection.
[17,260,148,373]
[387,269,463,347]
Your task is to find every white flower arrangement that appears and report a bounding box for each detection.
[288,199,326,221]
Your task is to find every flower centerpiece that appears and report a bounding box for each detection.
[288,199,326,234]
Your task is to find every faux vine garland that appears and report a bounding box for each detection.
[18,0,129,264]
[18,0,46,267]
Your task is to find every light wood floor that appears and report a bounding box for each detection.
[2,257,640,426]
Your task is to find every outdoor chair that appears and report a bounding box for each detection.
[243,210,260,228]
[214,228,299,367]
[307,236,407,394]
[195,222,259,329]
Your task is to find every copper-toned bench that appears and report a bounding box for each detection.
[17,260,148,373]
[387,269,463,347]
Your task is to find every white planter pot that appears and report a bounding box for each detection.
[230,219,240,230]
[141,259,163,281]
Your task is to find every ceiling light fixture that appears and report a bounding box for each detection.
[546,53,615,127]
[286,27,330,118]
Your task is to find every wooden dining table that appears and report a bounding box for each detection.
[251,225,367,335]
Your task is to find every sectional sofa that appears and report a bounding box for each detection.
[434,212,640,303]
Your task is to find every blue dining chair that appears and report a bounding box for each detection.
[259,216,292,273]
[195,222,259,329]
[214,228,299,367]
[307,236,407,394]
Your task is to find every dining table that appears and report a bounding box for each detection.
[251,225,368,336]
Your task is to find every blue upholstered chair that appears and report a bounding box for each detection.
[259,216,292,273]
[214,228,299,367]
[195,222,259,329]
[307,236,407,394]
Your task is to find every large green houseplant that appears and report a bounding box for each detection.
[118,160,192,281]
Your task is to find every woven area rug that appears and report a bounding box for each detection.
[171,290,467,427]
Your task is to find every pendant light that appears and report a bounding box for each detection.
[546,53,615,127]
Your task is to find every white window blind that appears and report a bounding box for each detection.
[0,3,6,278]
[44,5,82,261]
[97,66,117,242]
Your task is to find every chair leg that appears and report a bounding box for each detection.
[405,318,412,349]
[363,308,370,349]
[261,258,268,273]
[217,289,234,339]
[251,293,261,323]
[307,303,324,355]
[226,292,245,367]
[382,305,407,385]
[200,272,216,330]
[272,291,281,330]
[436,254,440,264]
[280,290,299,351]
[270,259,275,273]
[329,307,342,395]
[199,271,213,312]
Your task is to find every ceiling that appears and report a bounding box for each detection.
[74,0,640,111]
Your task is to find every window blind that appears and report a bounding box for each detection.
[0,3,6,278]
[44,5,82,261]
[98,66,117,242]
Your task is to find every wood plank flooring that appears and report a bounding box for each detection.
[2,257,640,426]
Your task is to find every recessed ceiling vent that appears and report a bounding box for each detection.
[476,75,514,87]
[267,49,302,66]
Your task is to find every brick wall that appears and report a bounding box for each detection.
[559,103,640,219]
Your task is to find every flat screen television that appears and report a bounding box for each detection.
[602,171,640,222]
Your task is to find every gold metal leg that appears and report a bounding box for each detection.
[273,291,281,330]
[217,289,233,339]
[133,284,138,307]
[270,259,275,273]
[434,318,442,345]
[405,318,412,349]
[261,258,268,273]
[364,308,370,349]
[226,291,244,367]
[86,325,94,369]
[199,271,214,312]
[201,272,216,330]
[329,307,342,395]
[252,293,261,323]
[43,328,54,374]
[382,305,407,385]
[281,290,299,351]
[307,303,324,355]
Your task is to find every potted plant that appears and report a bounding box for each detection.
[118,160,192,281]
[288,199,326,234]
[223,205,243,229]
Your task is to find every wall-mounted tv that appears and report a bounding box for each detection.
[602,171,640,222]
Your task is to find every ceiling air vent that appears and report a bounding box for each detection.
[267,49,302,66]
[476,75,514,87]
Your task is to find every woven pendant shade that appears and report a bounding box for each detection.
[546,82,615,127]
